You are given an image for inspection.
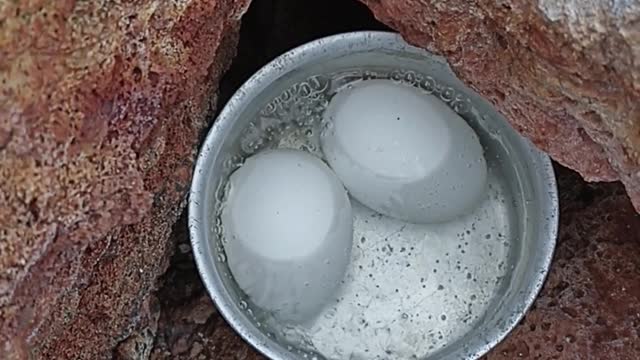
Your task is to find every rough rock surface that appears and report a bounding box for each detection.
[485,166,640,360]
[0,0,249,358]
[3,0,639,359]
[151,214,264,360]
[150,214,265,360]
[360,0,640,212]
[154,166,640,360]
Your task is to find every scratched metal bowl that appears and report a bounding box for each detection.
[189,31,558,360]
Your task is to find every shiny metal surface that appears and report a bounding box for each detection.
[189,31,558,360]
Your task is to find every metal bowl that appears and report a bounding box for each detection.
[189,31,558,360]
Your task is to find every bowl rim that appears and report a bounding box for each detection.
[189,30,558,360]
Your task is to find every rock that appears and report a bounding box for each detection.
[484,166,640,360]
[4,0,637,358]
[151,293,266,360]
[114,296,160,360]
[360,0,640,212]
[151,216,265,360]
[150,225,263,360]
[0,0,249,358]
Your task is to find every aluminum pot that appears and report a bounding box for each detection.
[189,31,558,360]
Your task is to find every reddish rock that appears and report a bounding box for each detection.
[360,0,640,212]
[152,215,265,360]
[0,0,249,358]
[4,0,639,359]
[150,215,263,359]
[485,166,640,359]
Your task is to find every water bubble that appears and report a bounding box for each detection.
[404,70,417,84]
[217,253,227,263]
[300,144,313,152]
[453,98,471,114]
[390,70,403,83]
[363,70,376,80]
[420,76,436,94]
[239,300,248,310]
[440,87,456,102]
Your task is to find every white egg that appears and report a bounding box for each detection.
[221,149,353,323]
[321,79,487,223]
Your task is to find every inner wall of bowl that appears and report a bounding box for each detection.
[199,34,556,360]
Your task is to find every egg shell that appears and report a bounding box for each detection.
[221,149,353,323]
[321,79,487,223]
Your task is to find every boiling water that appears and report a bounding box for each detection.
[213,68,516,360]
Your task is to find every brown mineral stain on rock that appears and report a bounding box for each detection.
[360,0,640,212]
[0,0,249,358]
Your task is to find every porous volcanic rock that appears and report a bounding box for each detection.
[360,0,640,212]
[484,166,640,360]
[0,0,249,358]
